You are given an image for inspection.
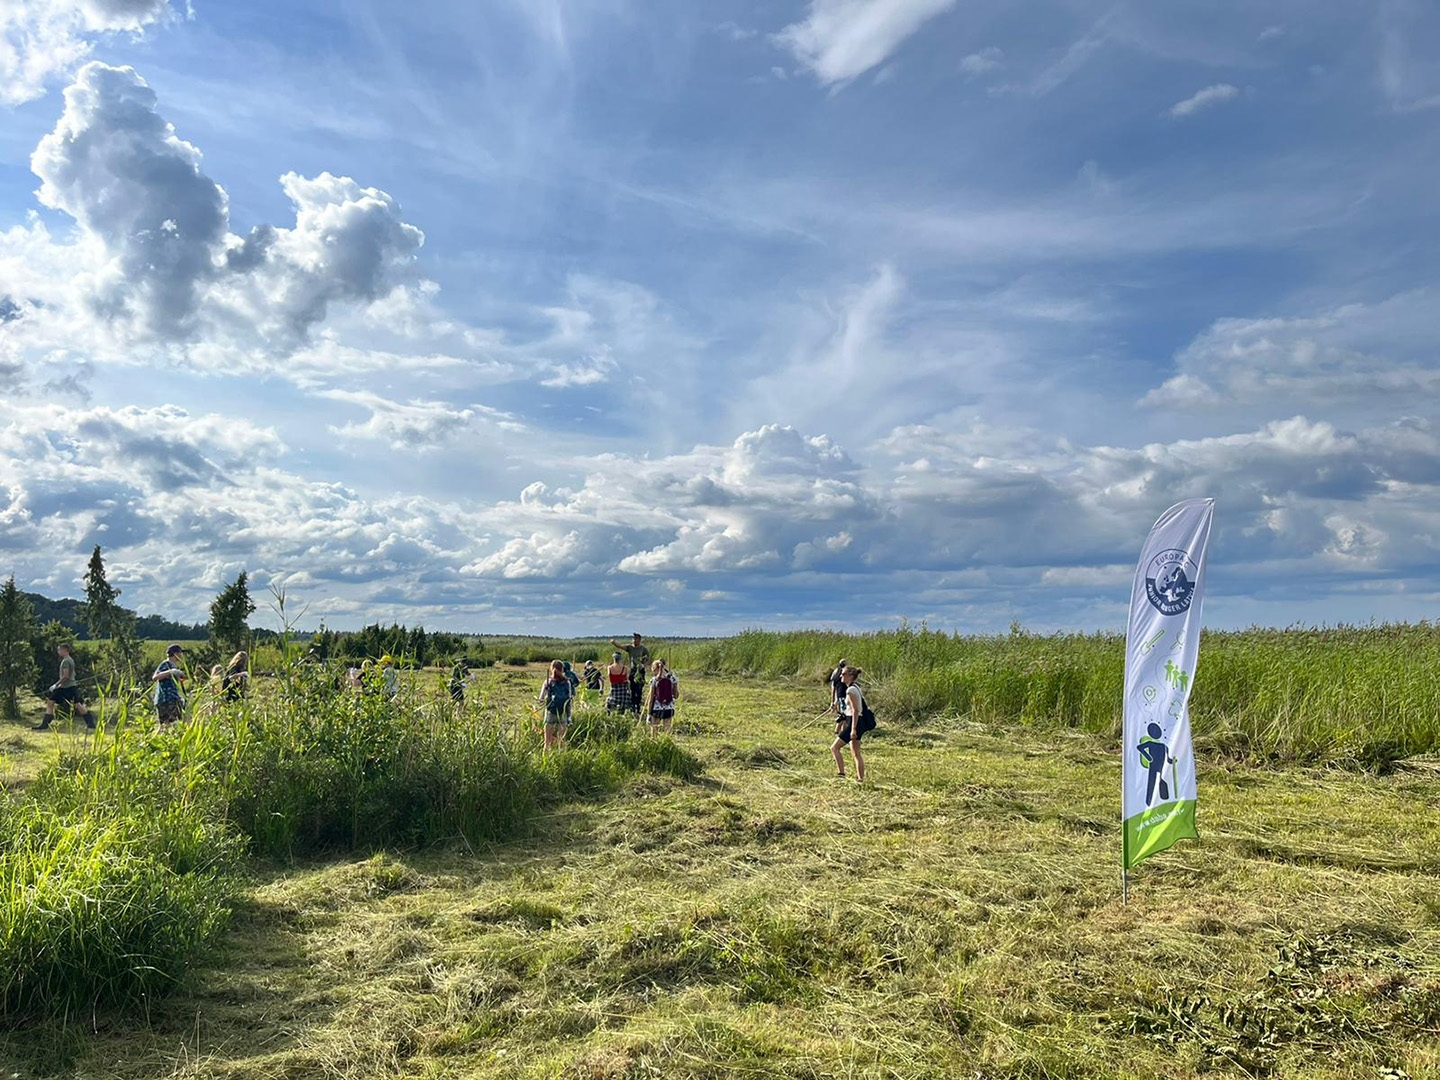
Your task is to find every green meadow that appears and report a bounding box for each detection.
[1,628,1438,1078]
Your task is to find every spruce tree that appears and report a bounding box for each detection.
[80,546,140,682]
[209,571,256,653]
[0,576,39,719]
[80,545,121,641]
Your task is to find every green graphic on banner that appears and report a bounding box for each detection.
[1123,799,1196,870]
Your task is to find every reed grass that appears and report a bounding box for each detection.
[670,622,1440,768]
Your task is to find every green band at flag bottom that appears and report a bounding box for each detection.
[1123,800,1197,870]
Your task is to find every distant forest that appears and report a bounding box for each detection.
[23,592,209,642]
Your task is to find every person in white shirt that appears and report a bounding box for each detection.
[830,666,868,782]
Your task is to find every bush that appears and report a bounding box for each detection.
[0,657,702,1020]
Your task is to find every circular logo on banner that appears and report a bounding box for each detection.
[1145,549,1197,616]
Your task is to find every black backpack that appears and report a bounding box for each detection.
[857,699,877,734]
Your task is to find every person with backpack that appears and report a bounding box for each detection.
[583,660,602,691]
[537,659,573,750]
[152,644,188,727]
[36,642,94,731]
[831,666,874,782]
[644,659,679,735]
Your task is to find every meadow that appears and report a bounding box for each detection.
[0,627,1437,1078]
[672,623,1440,769]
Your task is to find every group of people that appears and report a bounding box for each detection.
[34,642,249,730]
[33,636,876,780]
[536,633,679,749]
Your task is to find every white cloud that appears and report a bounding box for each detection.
[959,46,1003,80]
[1168,83,1240,118]
[26,62,425,348]
[0,0,175,105]
[320,389,489,450]
[1141,291,1440,411]
[774,0,957,86]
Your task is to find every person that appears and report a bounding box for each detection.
[35,642,94,731]
[537,659,572,750]
[583,660,602,692]
[610,632,650,715]
[1138,723,1175,806]
[347,662,364,691]
[831,666,871,783]
[644,659,679,735]
[829,658,848,714]
[605,651,630,713]
[152,644,188,726]
[380,655,399,699]
[562,660,581,704]
[448,659,467,708]
[358,659,374,694]
[222,650,249,702]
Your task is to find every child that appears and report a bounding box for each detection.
[644,659,679,735]
[152,644,188,727]
[537,660,573,750]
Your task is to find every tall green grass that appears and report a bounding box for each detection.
[0,661,699,1020]
[671,622,1440,768]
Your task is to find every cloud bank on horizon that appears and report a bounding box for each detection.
[0,0,1438,634]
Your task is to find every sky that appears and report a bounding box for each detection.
[0,0,1438,635]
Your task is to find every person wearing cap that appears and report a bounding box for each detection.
[152,644,188,726]
[380,655,399,699]
[829,658,849,715]
[609,632,650,716]
[582,659,602,692]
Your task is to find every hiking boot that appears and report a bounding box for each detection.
[32,719,51,731]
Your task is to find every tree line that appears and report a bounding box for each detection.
[0,548,474,718]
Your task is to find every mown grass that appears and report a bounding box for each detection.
[2,670,1437,1078]
[0,661,696,1026]
[671,624,1440,768]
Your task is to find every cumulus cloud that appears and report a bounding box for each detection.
[1141,291,1440,411]
[27,63,424,347]
[774,0,957,86]
[1168,83,1240,118]
[0,0,174,105]
[32,61,228,336]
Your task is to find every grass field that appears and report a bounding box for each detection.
[2,663,1438,1079]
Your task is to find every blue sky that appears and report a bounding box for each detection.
[1,0,1438,634]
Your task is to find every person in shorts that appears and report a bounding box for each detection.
[36,642,94,731]
[537,660,573,750]
[831,666,869,783]
[152,644,188,726]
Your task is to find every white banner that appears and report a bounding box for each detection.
[1122,498,1214,871]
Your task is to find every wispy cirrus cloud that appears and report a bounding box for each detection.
[1168,83,1240,118]
[774,0,957,86]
